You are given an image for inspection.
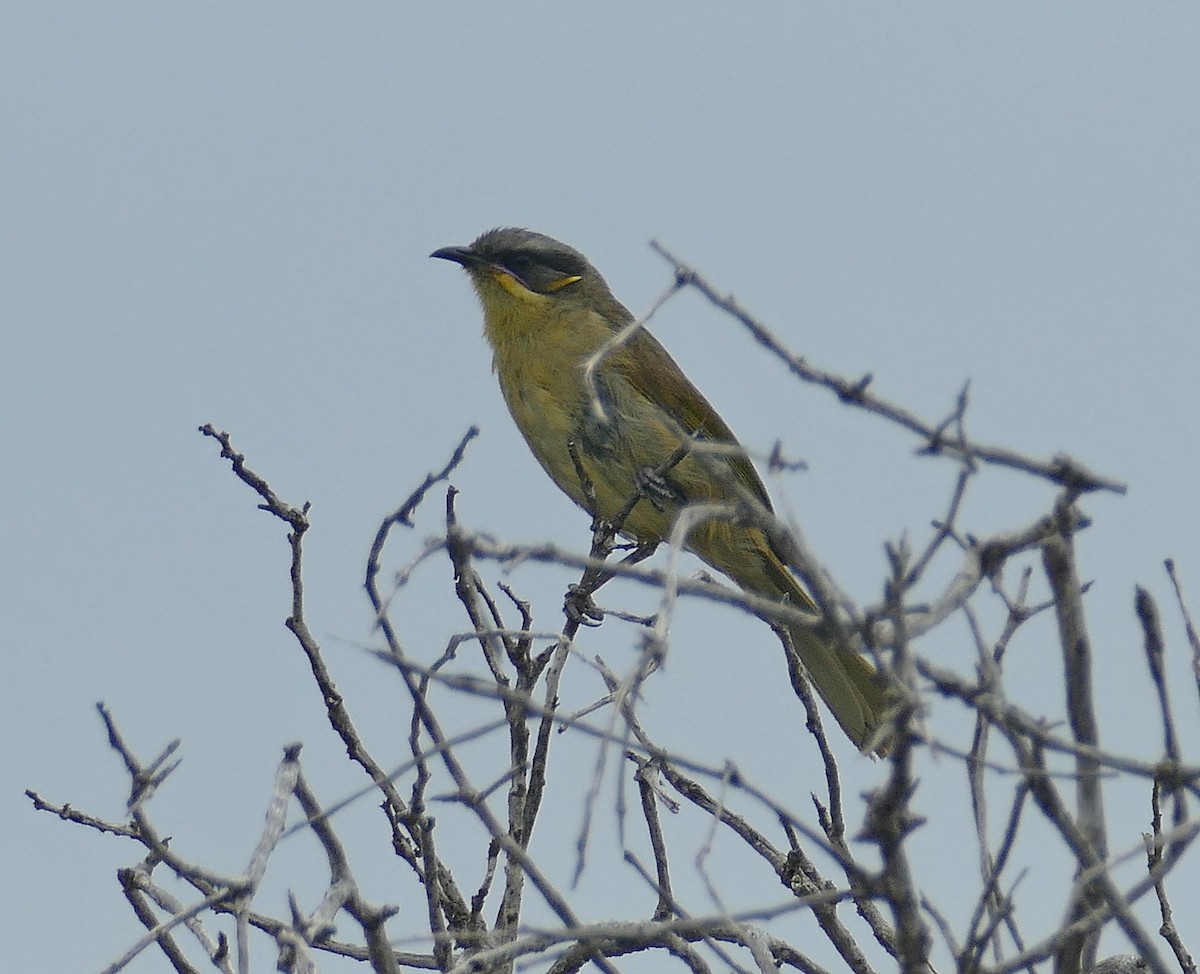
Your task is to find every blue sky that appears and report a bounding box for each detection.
[4,5,1198,972]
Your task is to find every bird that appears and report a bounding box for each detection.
[431,227,888,752]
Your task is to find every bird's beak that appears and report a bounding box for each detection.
[430,245,483,268]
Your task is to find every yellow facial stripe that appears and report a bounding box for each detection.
[493,270,536,299]
[544,274,582,292]
[490,269,582,299]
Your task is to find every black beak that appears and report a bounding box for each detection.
[430,245,482,268]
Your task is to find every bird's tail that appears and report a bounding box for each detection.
[783,618,890,755]
[691,521,890,753]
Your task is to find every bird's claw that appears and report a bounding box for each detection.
[636,466,677,512]
[565,584,605,626]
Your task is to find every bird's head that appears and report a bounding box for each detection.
[431,228,628,330]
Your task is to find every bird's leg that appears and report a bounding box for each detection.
[621,540,659,567]
[563,540,658,628]
[564,583,605,626]
[635,465,679,512]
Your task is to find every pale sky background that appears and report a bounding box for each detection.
[4,5,1199,973]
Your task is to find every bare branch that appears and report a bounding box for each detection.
[649,242,1126,496]
[36,242,1196,974]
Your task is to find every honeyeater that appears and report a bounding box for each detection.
[432,228,887,752]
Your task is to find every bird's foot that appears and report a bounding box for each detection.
[636,466,678,512]
[565,584,605,626]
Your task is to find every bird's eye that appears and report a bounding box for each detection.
[496,250,583,294]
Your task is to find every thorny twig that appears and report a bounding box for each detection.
[33,252,1195,974]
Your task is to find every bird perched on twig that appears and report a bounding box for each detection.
[432,228,888,753]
